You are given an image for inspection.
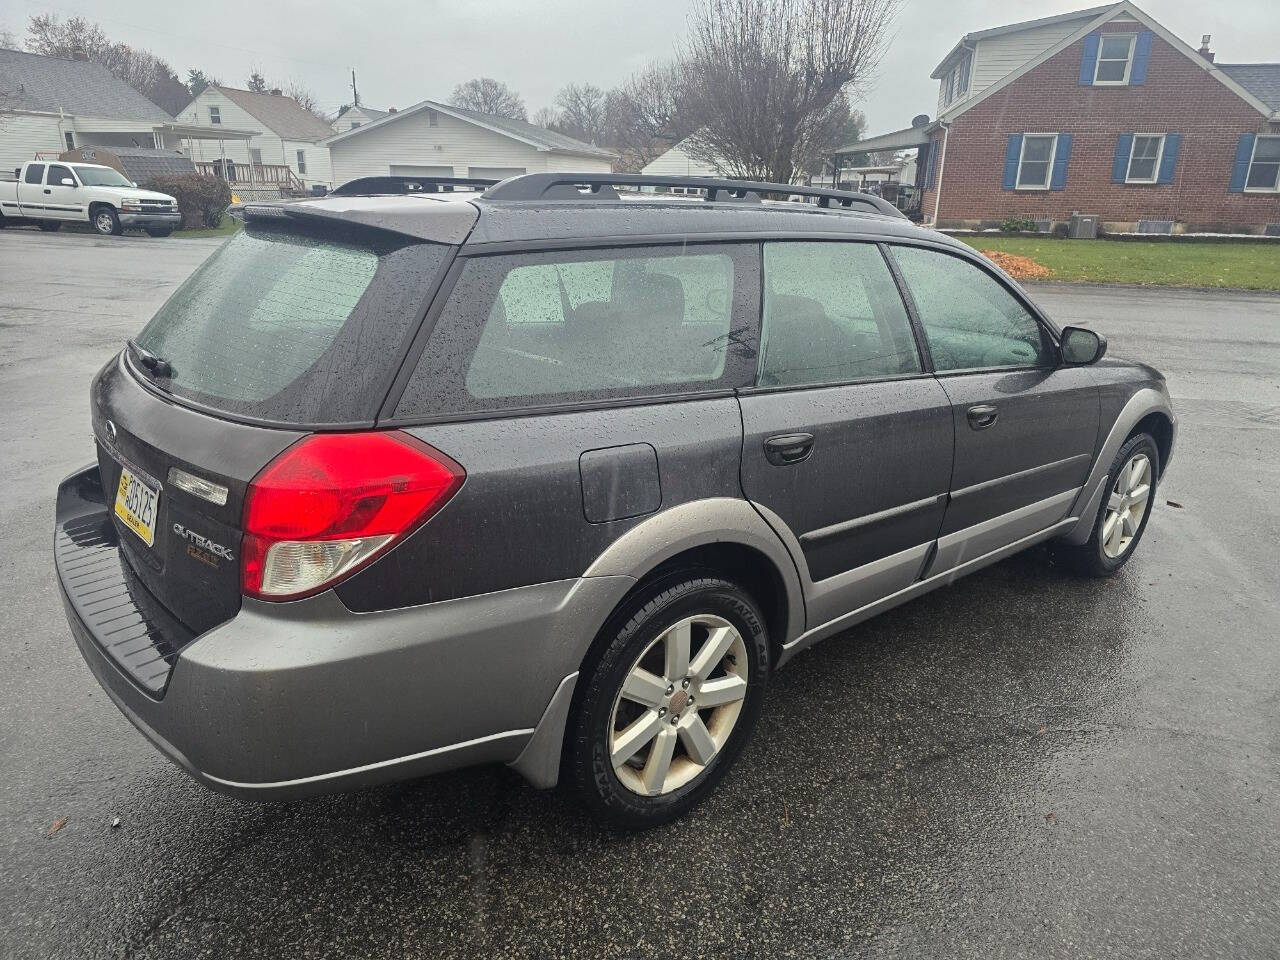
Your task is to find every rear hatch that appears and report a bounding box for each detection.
[91,214,455,636]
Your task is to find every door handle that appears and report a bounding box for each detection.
[764,433,814,465]
[967,404,999,429]
[43,188,52,194]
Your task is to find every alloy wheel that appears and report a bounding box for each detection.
[96,211,115,234]
[1102,452,1152,559]
[607,614,749,797]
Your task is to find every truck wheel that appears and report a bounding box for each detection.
[92,206,122,236]
[145,227,173,238]
[38,221,62,232]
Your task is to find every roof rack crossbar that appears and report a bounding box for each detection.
[481,173,906,218]
[332,175,499,197]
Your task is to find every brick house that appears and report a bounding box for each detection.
[842,2,1280,234]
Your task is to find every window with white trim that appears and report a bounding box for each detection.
[296,149,307,174]
[1017,134,1058,189]
[1126,134,1165,183]
[209,105,221,125]
[1094,34,1136,84]
[1246,136,1280,192]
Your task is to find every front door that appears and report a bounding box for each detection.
[888,244,1100,575]
[42,164,85,220]
[738,241,954,628]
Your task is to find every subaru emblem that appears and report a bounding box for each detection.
[104,419,117,444]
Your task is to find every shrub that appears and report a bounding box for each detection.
[1000,217,1037,234]
[141,173,233,229]
[1052,222,1069,239]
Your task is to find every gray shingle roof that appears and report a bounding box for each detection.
[0,47,172,122]
[214,85,336,141]
[99,145,196,182]
[1219,64,1280,112]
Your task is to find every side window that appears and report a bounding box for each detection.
[892,246,1053,372]
[760,241,921,387]
[395,244,758,417]
[24,164,44,185]
[47,164,75,186]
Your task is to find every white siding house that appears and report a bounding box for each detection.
[175,86,335,190]
[324,101,614,185]
[331,105,388,134]
[640,139,724,179]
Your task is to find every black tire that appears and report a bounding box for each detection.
[145,227,173,238]
[564,572,770,830]
[91,205,122,236]
[37,220,62,232]
[1058,432,1160,577]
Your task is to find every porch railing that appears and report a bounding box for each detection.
[196,160,307,195]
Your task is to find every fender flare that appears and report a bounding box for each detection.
[581,496,807,646]
[1060,386,1176,546]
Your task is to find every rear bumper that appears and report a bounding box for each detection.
[118,211,180,227]
[56,465,631,799]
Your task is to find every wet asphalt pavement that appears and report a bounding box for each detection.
[1,230,1277,959]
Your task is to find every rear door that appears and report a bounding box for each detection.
[738,241,953,628]
[16,162,45,215]
[888,244,1099,574]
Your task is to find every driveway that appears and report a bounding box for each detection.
[1,230,1278,959]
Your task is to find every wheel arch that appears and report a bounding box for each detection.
[1130,411,1174,479]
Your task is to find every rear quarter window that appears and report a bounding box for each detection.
[132,222,449,424]
[394,243,761,418]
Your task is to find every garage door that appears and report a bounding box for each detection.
[389,164,454,177]
[468,167,526,181]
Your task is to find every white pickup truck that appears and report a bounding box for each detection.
[0,160,181,237]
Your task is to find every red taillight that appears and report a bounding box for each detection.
[241,431,464,601]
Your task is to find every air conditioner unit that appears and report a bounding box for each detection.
[1068,214,1098,239]
[1137,219,1174,235]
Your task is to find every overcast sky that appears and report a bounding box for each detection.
[0,0,1275,131]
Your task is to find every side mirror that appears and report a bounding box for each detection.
[60,178,76,187]
[1061,326,1107,365]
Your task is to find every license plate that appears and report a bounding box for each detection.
[114,465,160,547]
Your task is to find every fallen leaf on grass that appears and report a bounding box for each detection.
[1045,812,1057,824]
[980,250,1054,280]
[49,818,67,836]
[1166,500,1183,508]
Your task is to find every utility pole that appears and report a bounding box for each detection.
[350,68,360,108]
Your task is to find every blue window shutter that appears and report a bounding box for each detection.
[1050,134,1072,190]
[1079,34,1099,85]
[1113,134,1134,183]
[1130,32,1153,85]
[1157,134,1181,184]
[1229,133,1255,192]
[1002,134,1022,190]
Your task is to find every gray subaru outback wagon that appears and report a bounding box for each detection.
[54,173,1175,828]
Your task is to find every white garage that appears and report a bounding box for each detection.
[325,100,614,188]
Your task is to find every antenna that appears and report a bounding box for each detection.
[350,68,360,107]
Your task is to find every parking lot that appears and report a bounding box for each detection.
[1,228,1278,959]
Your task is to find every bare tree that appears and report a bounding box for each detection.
[531,106,560,129]
[26,15,190,114]
[604,62,693,171]
[1,24,17,48]
[677,0,900,184]
[450,77,527,120]
[552,83,607,144]
[284,80,330,123]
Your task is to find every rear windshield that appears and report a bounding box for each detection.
[132,221,448,424]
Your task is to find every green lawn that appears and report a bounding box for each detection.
[173,219,240,239]
[958,236,1280,291]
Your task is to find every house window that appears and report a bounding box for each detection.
[957,53,971,96]
[350,121,361,128]
[942,69,955,106]
[296,150,307,174]
[1246,136,1280,192]
[1126,134,1165,182]
[1017,134,1058,189]
[1094,34,1136,84]
[64,131,75,150]
[427,109,439,127]
[250,148,262,165]
[209,106,221,125]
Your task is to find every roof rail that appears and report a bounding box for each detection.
[481,173,906,219]
[332,175,498,196]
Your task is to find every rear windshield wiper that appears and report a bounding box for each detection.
[128,339,172,378]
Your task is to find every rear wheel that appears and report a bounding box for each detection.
[564,573,769,829]
[37,220,62,232]
[92,206,122,236]
[1059,432,1159,577]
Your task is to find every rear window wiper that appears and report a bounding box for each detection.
[128,339,172,378]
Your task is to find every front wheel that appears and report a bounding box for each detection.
[92,206,122,236]
[1059,433,1159,577]
[564,574,770,829]
[145,226,172,238]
